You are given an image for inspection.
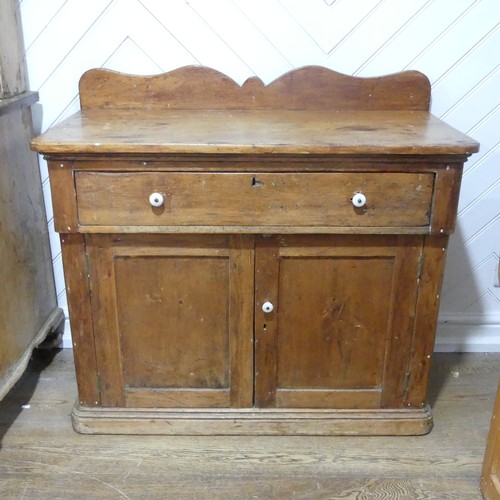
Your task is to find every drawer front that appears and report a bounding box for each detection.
[75,171,433,228]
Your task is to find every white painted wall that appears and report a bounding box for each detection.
[19,0,500,351]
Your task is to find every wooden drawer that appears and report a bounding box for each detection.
[75,171,433,229]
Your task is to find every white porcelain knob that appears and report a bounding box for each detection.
[262,301,274,313]
[352,192,366,208]
[149,192,164,207]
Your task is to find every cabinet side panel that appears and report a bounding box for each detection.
[60,233,100,405]
[405,235,448,407]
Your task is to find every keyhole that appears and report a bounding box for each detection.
[252,176,264,188]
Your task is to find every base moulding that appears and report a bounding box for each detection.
[72,403,433,436]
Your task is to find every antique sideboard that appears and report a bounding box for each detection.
[32,66,479,435]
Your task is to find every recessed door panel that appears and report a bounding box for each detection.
[115,255,230,390]
[277,256,394,390]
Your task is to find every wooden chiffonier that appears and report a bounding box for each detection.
[32,66,478,435]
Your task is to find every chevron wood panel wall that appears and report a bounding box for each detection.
[19,0,500,350]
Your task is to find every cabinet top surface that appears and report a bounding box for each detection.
[32,108,478,156]
[31,66,479,157]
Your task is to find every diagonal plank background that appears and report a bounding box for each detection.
[18,0,500,350]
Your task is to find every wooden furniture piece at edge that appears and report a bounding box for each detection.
[31,65,479,435]
[0,0,64,400]
[481,380,500,499]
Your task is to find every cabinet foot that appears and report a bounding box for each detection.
[72,403,433,436]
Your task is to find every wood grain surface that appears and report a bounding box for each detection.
[0,0,27,98]
[85,234,254,410]
[78,66,432,111]
[32,109,479,156]
[31,64,478,156]
[255,235,423,410]
[0,89,62,400]
[481,380,500,499]
[75,171,433,229]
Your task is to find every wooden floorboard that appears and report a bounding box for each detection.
[0,349,499,499]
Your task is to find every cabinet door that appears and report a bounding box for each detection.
[254,235,423,409]
[86,234,254,409]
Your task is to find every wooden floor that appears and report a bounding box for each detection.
[0,349,498,499]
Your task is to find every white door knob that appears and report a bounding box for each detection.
[149,192,164,207]
[352,192,366,208]
[262,301,274,313]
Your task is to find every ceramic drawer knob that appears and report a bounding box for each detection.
[352,192,367,208]
[149,192,164,207]
[262,301,274,313]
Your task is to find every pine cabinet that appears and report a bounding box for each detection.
[31,66,478,435]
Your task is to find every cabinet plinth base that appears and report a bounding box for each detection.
[72,403,433,436]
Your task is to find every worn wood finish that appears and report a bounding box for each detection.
[32,109,479,157]
[227,234,255,408]
[0,0,27,98]
[77,225,432,236]
[59,233,100,406]
[78,66,432,111]
[124,388,230,409]
[275,238,393,402]
[381,236,424,408]
[47,160,79,233]
[430,164,463,235]
[31,66,479,434]
[72,404,432,436]
[86,234,254,409]
[482,380,500,499]
[31,66,477,156]
[52,156,471,172]
[0,4,63,400]
[75,171,433,229]
[256,235,422,410]
[116,255,232,390]
[254,238,279,409]
[0,309,63,401]
[406,235,449,408]
[85,235,125,407]
[1,350,498,498]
